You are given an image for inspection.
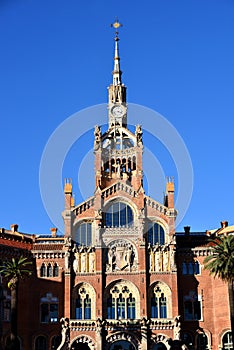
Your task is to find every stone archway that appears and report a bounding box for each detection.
[106,332,139,350]
[70,335,95,350]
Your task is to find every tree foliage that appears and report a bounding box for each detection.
[0,256,32,284]
[204,235,234,282]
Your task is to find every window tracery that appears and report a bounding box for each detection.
[106,281,139,320]
[150,282,171,319]
[104,202,134,227]
[222,331,233,350]
[73,283,96,320]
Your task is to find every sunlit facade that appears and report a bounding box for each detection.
[0,23,233,350]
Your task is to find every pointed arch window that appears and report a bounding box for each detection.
[104,202,133,228]
[148,222,165,245]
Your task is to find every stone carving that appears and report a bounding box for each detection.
[174,315,181,340]
[135,124,143,145]
[94,125,101,150]
[73,246,96,274]
[149,244,174,272]
[57,317,70,350]
[106,240,137,272]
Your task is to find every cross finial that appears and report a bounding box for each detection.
[111,18,123,40]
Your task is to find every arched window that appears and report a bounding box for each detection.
[53,263,59,277]
[47,263,53,277]
[222,331,233,350]
[104,202,133,227]
[147,222,165,245]
[40,263,46,277]
[35,336,47,350]
[107,282,137,320]
[75,287,92,320]
[75,222,92,246]
[151,292,167,318]
[150,282,171,319]
[196,333,208,349]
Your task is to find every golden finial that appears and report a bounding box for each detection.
[111,18,123,40]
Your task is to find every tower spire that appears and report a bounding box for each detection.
[108,19,127,128]
[111,19,123,86]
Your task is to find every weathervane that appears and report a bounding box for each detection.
[111,18,123,40]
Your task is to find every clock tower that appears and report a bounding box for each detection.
[94,20,143,191]
[108,21,127,128]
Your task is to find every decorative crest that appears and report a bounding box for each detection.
[111,18,123,39]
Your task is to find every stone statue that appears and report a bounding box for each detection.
[163,249,169,271]
[89,251,95,272]
[64,250,70,270]
[94,125,101,149]
[73,252,80,273]
[136,124,143,145]
[81,253,87,273]
[155,250,161,272]
[108,248,114,270]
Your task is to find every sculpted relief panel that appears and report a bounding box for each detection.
[106,240,137,272]
[149,244,176,272]
[73,246,96,274]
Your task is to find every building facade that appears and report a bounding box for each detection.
[0,24,233,350]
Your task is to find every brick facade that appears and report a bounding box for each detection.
[0,25,233,350]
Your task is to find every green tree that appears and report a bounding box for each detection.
[0,256,32,350]
[204,234,234,342]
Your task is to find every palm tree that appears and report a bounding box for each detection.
[204,234,234,343]
[0,256,32,350]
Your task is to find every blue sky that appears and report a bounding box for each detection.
[0,0,234,234]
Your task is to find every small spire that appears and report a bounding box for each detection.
[111,18,123,86]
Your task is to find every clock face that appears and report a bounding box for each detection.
[112,105,124,117]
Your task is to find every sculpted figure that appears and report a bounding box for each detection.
[81,253,86,273]
[89,251,95,272]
